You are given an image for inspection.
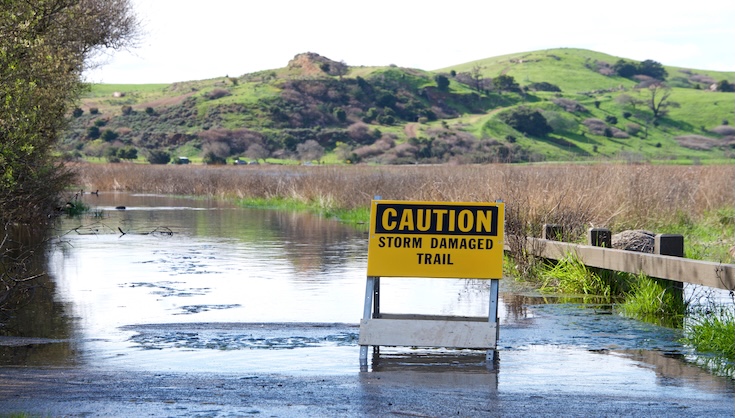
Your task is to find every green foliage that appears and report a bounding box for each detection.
[717,80,735,92]
[613,58,667,80]
[101,129,118,142]
[493,74,520,92]
[682,306,735,359]
[146,150,171,164]
[539,254,629,297]
[87,126,101,139]
[527,81,561,92]
[202,151,227,165]
[619,275,686,323]
[499,106,552,137]
[61,48,735,165]
[434,74,450,91]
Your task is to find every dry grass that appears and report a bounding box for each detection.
[72,162,734,233]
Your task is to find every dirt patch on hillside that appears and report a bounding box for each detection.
[136,92,196,110]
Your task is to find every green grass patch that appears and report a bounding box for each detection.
[682,305,735,360]
[63,200,90,217]
[619,274,686,326]
[539,253,629,298]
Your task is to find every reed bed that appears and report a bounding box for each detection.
[73,163,734,233]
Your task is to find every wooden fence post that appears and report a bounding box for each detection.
[588,228,612,248]
[543,224,563,241]
[654,234,685,300]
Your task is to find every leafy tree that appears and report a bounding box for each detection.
[333,107,347,123]
[334,141,353,162]
[613,59,638,78]
[435,74,450,91]
[118,147,138,160]
[499,107,552,137]
[101,129,118,142]
[527,82,561,92]
[146,150,171,165]
[87,126,101,139]
[493,75,520,93]
[1,0,138,224]
[717,80,735,92]
[202,151,226,165]
[638,59,667,80]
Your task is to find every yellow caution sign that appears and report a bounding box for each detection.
[367,200,504,279]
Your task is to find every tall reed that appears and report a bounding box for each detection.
[72,163,735,231]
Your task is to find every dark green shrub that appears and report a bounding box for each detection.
[498,107,552,137]
[89,107,99,115]
[527,82,561,92]
[623,111,632,119]
[605,115,618,124]
[145,107,155,115]
[435,74,450,91]
[717,80,735,92]
[333,107,347,123]
[94,119,106,127]
[87,126,100,139]
[121,105,133,115]
[72,107,83,117]
[203,151,227,165]
[147,150,171,164]
[101,129,118,142]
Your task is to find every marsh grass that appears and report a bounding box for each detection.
[72,162,735,259]
[619,275,688,327]
[682,306,735,360]
[539,253,631,298]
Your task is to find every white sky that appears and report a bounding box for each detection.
[83,0,735,84]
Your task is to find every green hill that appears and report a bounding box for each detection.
[61,48,735,165]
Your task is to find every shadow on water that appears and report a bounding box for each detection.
[0,225,75,366]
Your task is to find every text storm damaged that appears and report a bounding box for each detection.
[367,200,504,279]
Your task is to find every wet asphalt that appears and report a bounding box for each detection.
[0,366,733,417]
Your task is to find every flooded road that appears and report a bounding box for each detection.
[0,193,732,416]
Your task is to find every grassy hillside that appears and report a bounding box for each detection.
[61,48,735,165]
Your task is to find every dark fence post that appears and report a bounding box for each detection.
[542,224,563,241]
[588,228,611,248]
[655,234,685,300]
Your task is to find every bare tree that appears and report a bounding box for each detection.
[296,140,325,163]
[639,83,679,119]
[245,143,270,163]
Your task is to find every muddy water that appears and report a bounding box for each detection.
[1,193,733,402]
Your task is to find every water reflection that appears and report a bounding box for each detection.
[0,226,74,366]
[0,192,731,402]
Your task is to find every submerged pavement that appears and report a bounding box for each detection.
[0,365,732,417]
[1,311,733,417]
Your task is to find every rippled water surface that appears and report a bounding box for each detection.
[1,192,732,401]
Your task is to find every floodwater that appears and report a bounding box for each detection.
[1,193,733,407]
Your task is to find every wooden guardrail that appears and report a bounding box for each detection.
[506,227,735,292]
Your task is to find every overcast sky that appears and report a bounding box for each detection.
[83,0,735,84]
